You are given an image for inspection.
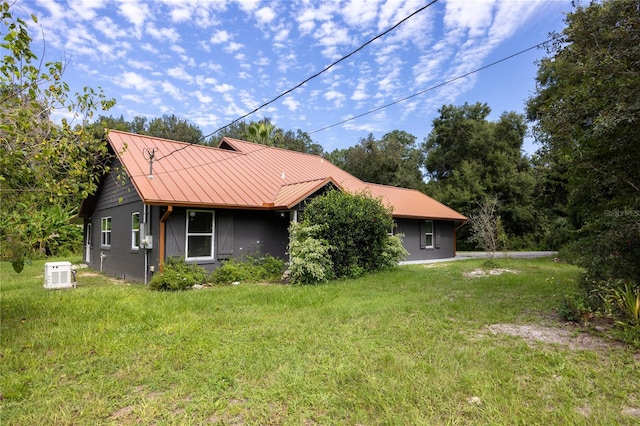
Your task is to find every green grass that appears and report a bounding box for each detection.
[1,257,639,425]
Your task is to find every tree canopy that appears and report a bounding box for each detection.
[1,2,114,267]
[423,102,537,248]
[526,0,640,223]
[526,0,640,324]
[325,130,425,190]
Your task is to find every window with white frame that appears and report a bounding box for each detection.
[131,212,140,250]
[101,217,112,247]
[421,220,434,249]
[185,210,214,260]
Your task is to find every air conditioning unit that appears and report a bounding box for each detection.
[44,261,76,289]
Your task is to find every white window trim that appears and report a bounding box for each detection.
[131,212,140,250]
[423,220,434,249]
[101,216,111,248]
[185,210,215,261]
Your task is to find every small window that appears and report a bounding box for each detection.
[131,212,140,250]
[185,210,214,261]
[101,217,111,247]
[422,220,433,249]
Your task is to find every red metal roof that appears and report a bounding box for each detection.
[107,130,466,221]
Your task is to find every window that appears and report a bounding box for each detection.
[421,220,434,249]
[131,212,140,250]
[101,217,111,247]
[185,210,214,260]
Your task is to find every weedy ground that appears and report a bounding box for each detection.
[1,257,639,425]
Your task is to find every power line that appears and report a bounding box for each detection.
[309,39,551,135]
[137,39,552,179]
[156,0,438,161]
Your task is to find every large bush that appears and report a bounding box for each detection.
[297,190,398,280]
[561,213,640,342]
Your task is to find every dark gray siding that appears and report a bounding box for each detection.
[85,159,147,282]
[164,208,291,273]
[395,219,456,261]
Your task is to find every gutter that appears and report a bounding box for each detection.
[159,206,173,273]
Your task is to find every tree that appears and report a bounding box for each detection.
[0,2,114,269]
[467,196,506,260]
[423,103,537,248]
[209,118,323,154]
[526,0,640,222]
[326,130,425,190]
[93,114,203,144]
[526,0,640,324]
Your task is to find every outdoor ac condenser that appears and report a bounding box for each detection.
[44,261,75,289]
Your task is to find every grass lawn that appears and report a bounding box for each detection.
[1,257,639,425]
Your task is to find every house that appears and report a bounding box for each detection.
[79,130,467,283]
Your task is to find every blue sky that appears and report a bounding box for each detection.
[18,0,573,154]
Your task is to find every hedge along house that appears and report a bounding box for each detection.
[79,130,467,283]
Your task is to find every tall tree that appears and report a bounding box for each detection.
[526,0,640,320]
[1,2,114,267]
[423,103,537,248]
[326,131,425,190]
[526,0,640,223]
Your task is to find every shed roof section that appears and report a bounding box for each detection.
[106,130,466,221]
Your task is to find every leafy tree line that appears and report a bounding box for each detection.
[526,0,640,333]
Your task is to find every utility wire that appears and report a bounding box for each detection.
[133,39,551,179]
[309,40,551,134]
[156,0,438,161]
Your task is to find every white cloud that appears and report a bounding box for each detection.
[94,16,128,40]
[167,66,194,83]
[255,6,276,24]
[314,21,350,48]
[161,81,184,100]
[170,7,191,22]
[324,90,346,107]
[68,0,104,20]
[225,42,244,53]
[282,97,299,111]
[214,83,234,93]
[140,42,159,54]
[195,75,218,87]
[194,90,213,104]
[146,24,180,41]
[273,28,290,43]
[210,30,231,44]
[444,0,495,39]
[117,71,155,92]
[127,59,153,70]
[122,94,145,103]
[117,0,151,34]
[236,0,260,12]
[342,0,380,27]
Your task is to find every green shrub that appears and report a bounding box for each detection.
[300,190,394,278]
[149,257,209,291]
[209,254,285,285]
[288,222,334,285]
[380,233,409,270]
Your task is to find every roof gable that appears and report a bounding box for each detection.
[105,130,466,221]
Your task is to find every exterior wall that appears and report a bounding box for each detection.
[395,219,457,261]
[164,208,291,274]
[84,159,148,282]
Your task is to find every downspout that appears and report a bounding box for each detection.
[454,220,467,256]
[159,206,173,273]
